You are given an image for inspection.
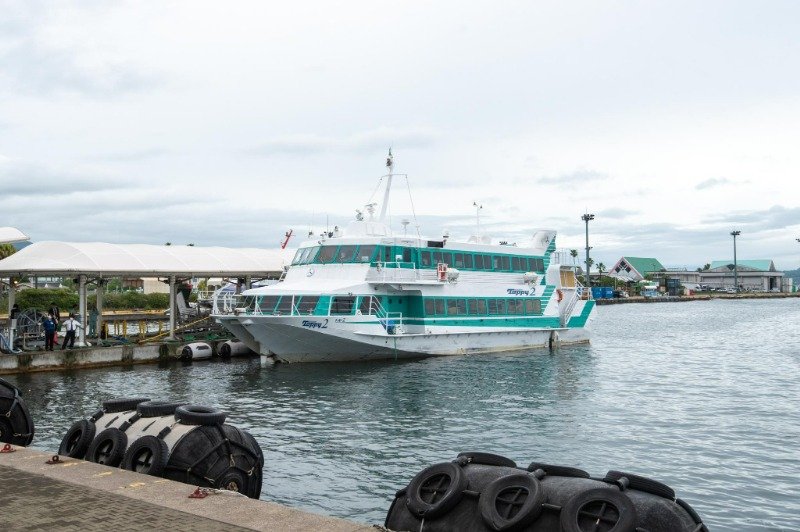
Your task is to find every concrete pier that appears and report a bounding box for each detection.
[0,344,167,375]
[0,447,373,532]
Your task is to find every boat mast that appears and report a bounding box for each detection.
[378,149,393,222]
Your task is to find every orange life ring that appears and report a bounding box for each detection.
[556,289,563,302]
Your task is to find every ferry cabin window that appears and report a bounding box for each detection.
[474,254,484,269]
[357,245,376,263]
[476,299,487,314]
[274,296,293,314]
[331,296,356,314]
[464,254,473,268]
[501,256,510,270]
[434,299,445,315]
[447,299,458,315]
[424,299,435,315]
[303,247,321,264]
[258,296,280,313]
[432,251,443,264]
[337,245,358,263]
[512,257,521,271]
[468,299,477,314]
[454,253,464,268]
[317,246,337,264]
[456,299,467,315]
[382,246,393,262]
[359,296,372,314]
[525,299,540,314]
[483,255,492,269]
[492,255,502,270]
[421,251,432,267]
[508,299,523,315]
[296,296,320,314]
[291,249,303,265]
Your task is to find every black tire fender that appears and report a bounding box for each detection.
[59,419,96,458]
[86,428,128,467]
[604,470,675,499]
[103,397,151,413]
[527,462,590,478]
[457,451,517,468]
[560,488,637,532]
[405,462,469,519]
[137,400,185,418]
[121,435,169,476]
[216,469,248,493]
[175,405,227,426]
[479,473,545,531]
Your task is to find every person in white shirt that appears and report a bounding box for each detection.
[61,313,82,350]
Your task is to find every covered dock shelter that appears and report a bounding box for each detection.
[0,241,291,347]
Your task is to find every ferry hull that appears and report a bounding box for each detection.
[215,315,592,363]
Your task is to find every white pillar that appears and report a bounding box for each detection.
[168,275,176,340]
[7,279,15,348]
[77,274,88,346]
[96,280,104,340]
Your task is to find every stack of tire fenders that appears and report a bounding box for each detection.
[59,397,263,498]
[385,452,707,532]
[0,377,34,446]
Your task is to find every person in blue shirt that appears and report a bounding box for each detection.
[43,314,56,351]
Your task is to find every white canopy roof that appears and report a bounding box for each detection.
[0,241,293,277]
[0,227,29,244]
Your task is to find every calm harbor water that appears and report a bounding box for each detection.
[6,298,800,531]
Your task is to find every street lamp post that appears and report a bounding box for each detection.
[581,213,595,295]
[731,230,741,293]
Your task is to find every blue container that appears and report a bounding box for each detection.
[603,287,614,299]
[591,287,604,299]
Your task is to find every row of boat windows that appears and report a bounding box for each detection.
[291,245,546,273]
[245,295,542,316]
[424,298,542,316]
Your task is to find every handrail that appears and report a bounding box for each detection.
[138,315,211,344]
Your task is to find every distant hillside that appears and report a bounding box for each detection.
[783,269,800,284]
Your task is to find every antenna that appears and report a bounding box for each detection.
[401,218,410,236]
[379,149,394,221]
[473,201,483,237]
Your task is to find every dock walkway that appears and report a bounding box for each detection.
[0,447,372,532]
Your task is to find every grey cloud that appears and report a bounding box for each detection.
[597,208,639,219]
[247,127,438,157]
[0,161,127,196]
[536,169,607,185]
[89,148,171,163]
[695,177,732,190]
[703,205,800,232]
[0,40,159,97]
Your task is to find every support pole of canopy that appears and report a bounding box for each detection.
[7,279,16,349]
[77,274,87,347]
[168,275,176,340]
[96,280,104,341]
[245,275,251,290]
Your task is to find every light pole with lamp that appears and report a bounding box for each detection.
[730,230,741,293]
[582,213,595,295]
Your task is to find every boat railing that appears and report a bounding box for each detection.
[368,297,404,334]
[560,283,586,326]
[366,261,420,283]
[212,291,241,315]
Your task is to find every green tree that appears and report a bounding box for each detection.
[597,262,606,275]
[570,249,578,265]
[0,243,16,260]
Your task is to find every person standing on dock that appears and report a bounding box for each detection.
[61,313,81,350]
[48,302,61,329]
[43,314,56,351]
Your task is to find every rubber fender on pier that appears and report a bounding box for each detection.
[385,453,708,532]
[58,399,263,499]
[179,342,213,361]
[0,377,34,446]
[217,339,254,358]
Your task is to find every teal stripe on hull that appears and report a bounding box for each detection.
[567,300,595,328]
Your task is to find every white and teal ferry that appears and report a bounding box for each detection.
[214,154,595,362]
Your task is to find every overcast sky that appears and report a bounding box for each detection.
[2,1,799,269]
